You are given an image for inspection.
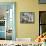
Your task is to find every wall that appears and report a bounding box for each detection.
[0,0,46,40]
[16,0,39,40]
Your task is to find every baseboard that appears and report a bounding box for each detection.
[16,38,32,42]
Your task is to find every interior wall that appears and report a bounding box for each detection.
[0,0,46,40]
[16,0,39,39]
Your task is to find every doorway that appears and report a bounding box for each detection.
[39,11,46,35]
[0,2,16,40]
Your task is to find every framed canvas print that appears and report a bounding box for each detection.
[0,2,16,40]
[39,0,46,4]
[20,12,35,23]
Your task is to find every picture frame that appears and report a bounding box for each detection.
[39,0,46,4]
[20,12,35,23]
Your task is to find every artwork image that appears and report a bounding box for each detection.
[20,12,35,23]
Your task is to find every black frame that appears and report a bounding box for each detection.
[20,12,35,24]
